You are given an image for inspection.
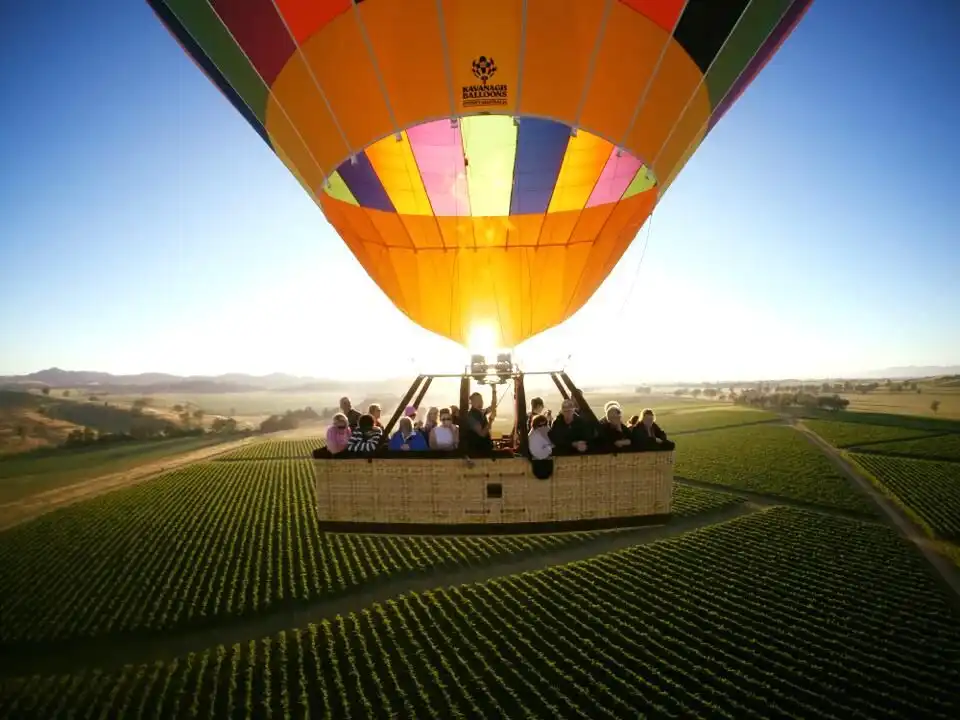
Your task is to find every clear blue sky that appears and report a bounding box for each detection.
[1,1,958,382]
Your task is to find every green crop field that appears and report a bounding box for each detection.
[671,483,746,517]
[803,419,938,448]
[2,508,957,718]
[850,454,960,541]
[854,433,960,462]
[215,438,325,461]
[0,460,737,646]
[675,424,874,513]
[657,409,778,434]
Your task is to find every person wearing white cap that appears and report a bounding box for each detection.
[599,401,632,450]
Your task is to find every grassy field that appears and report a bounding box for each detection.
[0,459,740,645]
[839,385,960,420]
[2,508,957,718]
[675,424,875,513]
[0,436,235,504]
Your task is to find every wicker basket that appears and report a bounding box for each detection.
[315,451,674,532]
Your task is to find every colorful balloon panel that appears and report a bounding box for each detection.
[149,0,813,348]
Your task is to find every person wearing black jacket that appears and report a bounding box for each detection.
[599,403,633,451]
[548,399,595,454]
[632,408,675,450]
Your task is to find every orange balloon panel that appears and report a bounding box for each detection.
[149,0,813,347]
[320,190,656,346]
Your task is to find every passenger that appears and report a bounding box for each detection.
[389,416,427,451]
[325,412,352,455]
[528,414,553,460]
[346,413,383,453]
[627,414,641,429]
[462,390,497,455]
[339,397,362,429]
[548,398,594,454]
[403,405,418,421]
[368,403,383,428]
[527,396,552,432]
[429,408,459,450]
[632,408,675,450]
[450,405,461,426]
[600,402,633,450]
[421,406,439,436]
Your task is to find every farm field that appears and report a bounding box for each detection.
[0,460,739,646]
[849,454,960,541]
[0,435,235,504]
[854,433,960,462]
[675,424,875,513]
[839,387,960,420]
[658,408,777,434]
[2,508,957,718]
[216,438,324,461]
[802,418,939,448]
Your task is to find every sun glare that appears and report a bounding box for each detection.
[466,322,500,355]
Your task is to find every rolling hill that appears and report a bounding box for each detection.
[0,390,178,455]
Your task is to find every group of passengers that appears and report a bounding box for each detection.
[527,397,674,459]
[326,394,673,459]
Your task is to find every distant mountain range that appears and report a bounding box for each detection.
[853,366,960,380]
[1,366,957,395]
[0,368,401,395]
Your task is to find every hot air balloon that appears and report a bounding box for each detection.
[150,0,811,352]
[150,0,812,534]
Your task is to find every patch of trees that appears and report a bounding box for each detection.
[62,422,207,448]
[732,391,850,412]
[259,407,321,434]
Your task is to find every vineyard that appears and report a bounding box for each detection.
[802,419,936,448]
[675,425,875,513]
[854,433,960,462]
[657,409,778,434]
[215,439,324,461]
[0,460,740,645]
[2,508,958,719]
[849,453,960,540]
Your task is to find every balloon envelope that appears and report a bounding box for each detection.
[150,0,812,348]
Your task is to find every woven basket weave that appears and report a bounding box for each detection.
[315,451,674,526]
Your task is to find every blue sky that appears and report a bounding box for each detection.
[1,1,958,383]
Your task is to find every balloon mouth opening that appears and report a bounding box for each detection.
[466,321,503,356]
[320,114,657,218]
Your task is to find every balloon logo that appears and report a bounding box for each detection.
[471,57,497,85]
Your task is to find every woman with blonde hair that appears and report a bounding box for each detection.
[633,408,674,450]
[368,403,383,428]
[325,413,352,455]
[421,406,440,436]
